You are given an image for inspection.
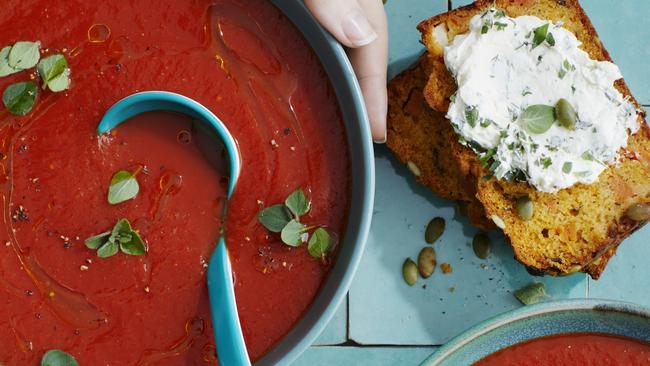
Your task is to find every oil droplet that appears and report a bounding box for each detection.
[88,24,111,43]
[202,344,217,363]
[176,130,192,145]
[136,318,205,365]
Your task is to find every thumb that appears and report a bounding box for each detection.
[305,0,378,48]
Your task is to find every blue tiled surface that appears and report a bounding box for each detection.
[300,1,650,364]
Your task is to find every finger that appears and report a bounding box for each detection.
[305,0,378,48]
[348,0,388,142]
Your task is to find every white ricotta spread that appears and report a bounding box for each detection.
[443,8,640,192]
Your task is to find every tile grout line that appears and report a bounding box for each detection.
[345,292,350,341]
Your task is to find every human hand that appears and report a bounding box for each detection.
[305,0,388,143]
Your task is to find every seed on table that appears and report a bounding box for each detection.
[516,196,534,221]
[625,203,650,221]
[425,217,445,244]
[472,232,491,260]
[402,258,418,286]
[417,247,436,278]
[407,161,421,177]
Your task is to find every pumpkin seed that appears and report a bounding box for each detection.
[555,98,576,130]
[417,247,436,278]
[472,232,491,259]
[402,258,418,286]
[425,217,445,244]
[491,215,506,229]
[516,196,534,221]
[407,161,421,177]
[626,203,650,221]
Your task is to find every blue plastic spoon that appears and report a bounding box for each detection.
[97,91,251,366]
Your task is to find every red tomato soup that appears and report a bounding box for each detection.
[0,0,350,365]
[474,333,650,366]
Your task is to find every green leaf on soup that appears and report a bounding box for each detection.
[85,218,146,258]
[112,218,133,236]
[37,54,70,92]
[3,81,38,116]
[0,46,21,77]
[97,240,119,258]
[8,41,40,70]
[531,24,549,49]
[118,232,133,243]
[41,349,79,366]
[108,170,139,205]
[84,231,110,249]
[281,219,306,247]
[285,188,310,217]
[258,204,291,232]
[307,227,331,258]
[521,104,555,134]
[120,230,146,256]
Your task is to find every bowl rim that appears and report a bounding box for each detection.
[257,1,375,365]
[420,298,650,365]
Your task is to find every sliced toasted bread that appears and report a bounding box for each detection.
[417,0,650,278]
[386,55,495,230]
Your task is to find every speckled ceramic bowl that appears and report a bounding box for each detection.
[421,299,650,365]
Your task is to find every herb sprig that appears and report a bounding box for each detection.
[0,40,71,116]
[258,189,332,259]
[85,218,147,258]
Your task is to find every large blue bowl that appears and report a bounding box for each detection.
[254,1,374,365]
[421,299,650,365]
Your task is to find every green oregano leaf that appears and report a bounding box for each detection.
[37,54,70,92]
[581,151,595,161]
[308,227,331,258]
[258,204,291,232]
[3,81,38,116]
[8,41,40,70]
[465,106,478,128]
[120,230,146,256]
[112,218,132,236]
[562,161,573,174]
[545,32,555,46]
[84,231,110,249]
[108,170,139,204]
[280,219,306,247]
[97,240,119,258]
[285,188,310,217]
[520,104,555,134]
[41,349,79,366]
[531,24,549,49]
[0,46,21,77]
[514,282,547,305]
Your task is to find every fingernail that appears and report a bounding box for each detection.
[342,10,377,47]
[373,131,387,144]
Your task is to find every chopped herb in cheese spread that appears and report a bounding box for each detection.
[443,8,640,192]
